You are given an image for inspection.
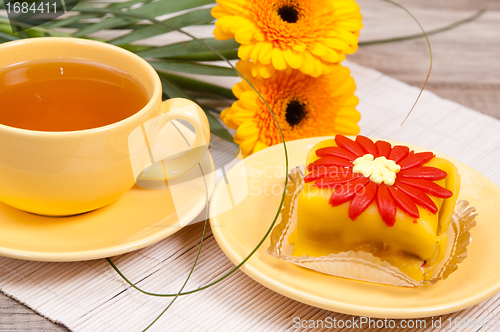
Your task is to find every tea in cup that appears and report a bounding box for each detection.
[0,37,210,216]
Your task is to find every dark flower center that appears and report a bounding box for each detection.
[278,5,299,23]
[285,100,307,127]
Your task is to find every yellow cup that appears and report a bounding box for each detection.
[0,37,210,216]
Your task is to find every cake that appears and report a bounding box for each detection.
[289,135,460,281]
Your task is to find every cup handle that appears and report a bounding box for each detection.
[156,98,210,179]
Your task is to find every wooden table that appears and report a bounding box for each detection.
[1,0,499,330]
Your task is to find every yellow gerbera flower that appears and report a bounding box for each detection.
[212,0,362,78]
[221,61,360,157]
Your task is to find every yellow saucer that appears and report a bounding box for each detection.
[210,136,500,319]
[0,121,215,262]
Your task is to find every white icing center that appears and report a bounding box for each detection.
[353,154,401,185]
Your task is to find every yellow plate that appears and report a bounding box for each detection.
[0,121,215,262]
[210,136,499,319]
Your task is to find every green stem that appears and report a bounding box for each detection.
[186,93,226,101]
[0,25,20,40]
[198,104,223,114]
[120,44,152,53]
[83,5,289,299]
[0,17,156,54]
[0,17,74,38]
[161,49,239,62]
[141,161,210,331]
[1,5,287,311]
[359,10,485,46]
[157,72,235,100]
[378,0,433,125]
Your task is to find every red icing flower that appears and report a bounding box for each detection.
[304,135,453,226]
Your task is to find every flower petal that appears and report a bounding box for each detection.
[217,0,246,15]
[375,140,391,158]
[308,41,329,57]
[220,107,238,129]
[334,120,360,135]
[236,120,259,137]
[271,48,287,70]
[319,38,350,53]
[257,42,273,65]
[237,44,253,60]
[304,166,352,183]
[398,167,447,180]
[329,177,370,206]
[316,146,357,161]
[211,5,231,19]
[299,50,315,75]
[213,26,234,40]
[398,152,435,170]
[388,186,420,218]
[312,57,323,77]
[349,182,378,220]
[335,135,364,156]
[239,90,259,108]
[283,48,303,69]
[355,135,377,155]
[388,145,410,163]
[307,156,353,170]
[395,182,438,214]
[235,26,256,44]
[314,173,362,188]
[254,30,265,42]
[399,178,453,198]
[238,134,258,157]
[291,43,307,52]
[250,42,264,62]
[232,82,246,99]
[258,64,275,78]
[252,140,268,154]
[377,183,396,226]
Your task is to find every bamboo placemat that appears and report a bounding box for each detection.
[1,61,500,331]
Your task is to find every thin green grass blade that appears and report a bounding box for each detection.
[43,0,151,29]
[109,7,214,45]
[120,44,152,53]
[379,0,433,125]
[42,14,96,29]
[159,76,235,143]
[18,30,28,38]
[136,38,238,59]
[107,0,152,10]
[15,0,78,23]
[140,163,211,331]
[159,76,189,99]
[150,60,238,76]
[158,72,235,99]
[163,49,239,61]
[202,107,235,143]
[0,31,19,41]
[0,17,72,37]
[73,0,213,37]
[360,10,485,46]
[71,14,135,36]
[72,8,288,311]
[44,23,153,30]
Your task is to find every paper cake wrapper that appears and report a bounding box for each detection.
[266,166,477,287]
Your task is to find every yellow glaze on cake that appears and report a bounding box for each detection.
[290,139,460,281]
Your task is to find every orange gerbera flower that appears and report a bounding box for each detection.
[220,61,360,157]
[212,0,362,78]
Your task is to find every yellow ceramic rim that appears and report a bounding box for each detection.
[210,136,500,318]
[0,122,215,262]
[0,37,161,137]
